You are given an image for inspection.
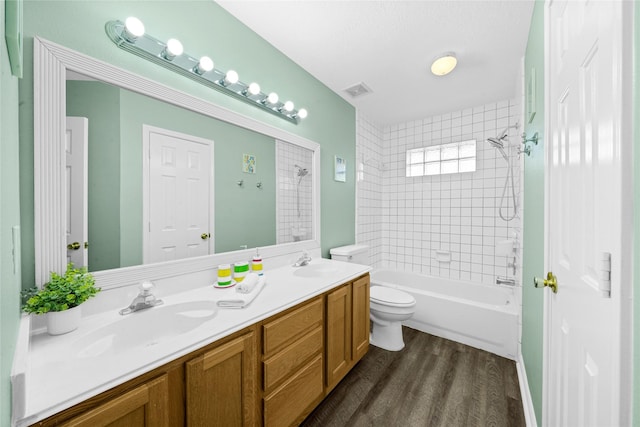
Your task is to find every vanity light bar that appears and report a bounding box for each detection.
[105,19,308,124]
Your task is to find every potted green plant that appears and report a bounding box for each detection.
[22,263,100,335]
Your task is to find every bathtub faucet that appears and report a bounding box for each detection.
[496,276,516,286]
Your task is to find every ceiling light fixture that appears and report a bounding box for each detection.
[105,18,308,123]
[431,52,457,76]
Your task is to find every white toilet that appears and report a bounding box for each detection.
[330,244,416,351]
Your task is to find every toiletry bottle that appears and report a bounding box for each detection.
[252,248,263,276]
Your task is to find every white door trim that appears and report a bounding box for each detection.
[617,2,636,423]
[541,3,551,424]
[65,116,89,268]
[142,124,215,264]
[541,0,634,424]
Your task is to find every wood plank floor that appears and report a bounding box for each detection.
[301,327,526,427]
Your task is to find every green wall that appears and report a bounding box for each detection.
[67,81,122,271]
[1,0,23,424]
[522,1,544,425]
[19,0,356,288]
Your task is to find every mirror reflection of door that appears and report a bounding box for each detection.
[65,117,89,268]
[143,125,214,264]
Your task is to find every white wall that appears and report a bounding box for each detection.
[355,112,385,267]
[357,99,523,287]
[276,140,313,244]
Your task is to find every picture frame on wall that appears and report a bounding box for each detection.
[334,156,346,182]
[5,0,23,78]
[242,153,256,174]
[527,67,536,123]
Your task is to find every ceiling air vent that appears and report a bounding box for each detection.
[344,82,372,98]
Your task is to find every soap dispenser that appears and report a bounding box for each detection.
[252,248,263,276]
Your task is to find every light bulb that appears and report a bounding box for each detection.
[194,56,214,74]
[162,38,183,60]
[266,92,279,104]
[248,82,261,95]
[124,17,145,42]
[223,70,239,85]
[297,108,308,119]
[283,101,294,112]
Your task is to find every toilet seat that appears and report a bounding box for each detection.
[370,286,415,308]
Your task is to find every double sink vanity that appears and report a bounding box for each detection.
[13,257,371,426]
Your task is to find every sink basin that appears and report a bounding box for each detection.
[73,301,217,359]
[293,263,344,278]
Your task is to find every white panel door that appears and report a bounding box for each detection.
[546,1,627,425]
[65,117,88,268]
[144,126,214,264]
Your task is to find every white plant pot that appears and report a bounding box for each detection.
[46,305,81,335]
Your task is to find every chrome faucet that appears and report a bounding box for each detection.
[119,281,164,315]
[292,251,312,267]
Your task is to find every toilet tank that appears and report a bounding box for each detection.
[330,244,369,265]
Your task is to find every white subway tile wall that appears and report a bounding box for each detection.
[276,140,313,244]
[356,99,523,286]
[356,112,385,267]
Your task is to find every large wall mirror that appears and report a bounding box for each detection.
[34,37,320,289]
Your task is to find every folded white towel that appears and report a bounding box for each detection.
[236,273,259,294]
[217,276,266,309]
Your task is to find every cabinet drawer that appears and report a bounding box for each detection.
[263,326,322,391]
[263,354,323,427]
[263,297,323,355]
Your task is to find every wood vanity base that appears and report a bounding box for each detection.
[32,273,370,427]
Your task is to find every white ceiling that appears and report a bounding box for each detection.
[217,0,534,125]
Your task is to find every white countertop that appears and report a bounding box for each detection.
[14,258,370,426]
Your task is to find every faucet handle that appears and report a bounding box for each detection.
[139,281,155,295]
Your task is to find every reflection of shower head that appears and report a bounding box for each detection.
[487,131,510,161]
[487,136,505,149]
[295,164,309,177]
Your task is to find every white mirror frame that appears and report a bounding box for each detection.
[33,37,321,288]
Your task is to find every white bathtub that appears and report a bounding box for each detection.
[371,269,518,359]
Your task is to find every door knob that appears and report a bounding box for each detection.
[67,241,81,250]
[201,233,211,240]
[534,272,558,293]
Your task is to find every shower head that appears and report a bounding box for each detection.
[294,164,309,177]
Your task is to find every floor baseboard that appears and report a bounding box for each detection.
[516,353,538,427]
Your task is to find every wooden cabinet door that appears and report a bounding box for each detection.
[61,375,169,427]
[186,331,256,427]
[325,284,351,389]
[351,275,370,362]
